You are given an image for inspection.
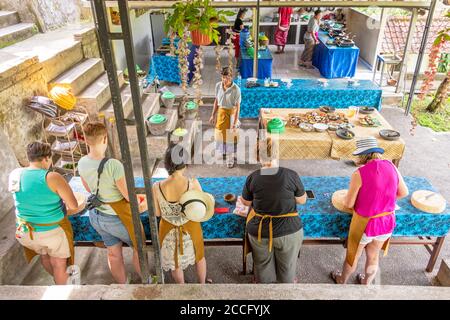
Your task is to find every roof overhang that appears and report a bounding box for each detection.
[97,1,432,10]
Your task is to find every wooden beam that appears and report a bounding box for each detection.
[102,1,432,10]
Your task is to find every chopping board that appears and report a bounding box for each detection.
[331,189,353,214]
[411,190,446,214]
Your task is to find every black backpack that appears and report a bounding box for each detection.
[86,158,109,211]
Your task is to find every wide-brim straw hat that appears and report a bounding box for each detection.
[180,190,215,222]
[352,136,385,156]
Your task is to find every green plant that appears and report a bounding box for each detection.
[164,0,234,44]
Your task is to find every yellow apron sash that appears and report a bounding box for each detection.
[244,209,299,255]
[346,211,394,267]
[19,217,75,266]
[159,218,205,269]
[108,199,146,250]
[214,107,238,144]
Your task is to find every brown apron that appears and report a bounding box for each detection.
[346,210,394,267]
[159,218,205,269]
[243,209,299,258]
[20,216,75,266]
[214,107,238,144]
[108,199,146,249]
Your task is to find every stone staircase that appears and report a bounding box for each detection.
[0,11,36,49]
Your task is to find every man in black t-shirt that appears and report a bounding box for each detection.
[241,139,306,283]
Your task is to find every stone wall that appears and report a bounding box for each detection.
[0,0,87,31]
[0,56,47,166]
[0,129,19,221]
[0,27,98,165]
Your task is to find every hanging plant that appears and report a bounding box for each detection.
[418,10,450,113]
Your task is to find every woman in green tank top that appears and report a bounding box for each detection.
[11,142,84,285]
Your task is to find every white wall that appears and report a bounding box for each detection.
[109,9,152,71]
[345,9,383,68]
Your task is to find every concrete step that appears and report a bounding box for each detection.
[100,84,133,120]
[1,283,450,300]
[0,23,36,49]
[382,92,404,107]
[77,71,125,118]
[51,58,104,96]
[125,93,161,125]
[0,11,19,28]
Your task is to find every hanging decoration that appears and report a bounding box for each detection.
[178,26,191,111]
[225,28,235,72]
[192,46,204,107]
[215,44,224,73]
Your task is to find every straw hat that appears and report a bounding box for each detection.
[180,190,215,222]
[352,136,384,156]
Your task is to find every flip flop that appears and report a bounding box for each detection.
[356,273,365,284]
[329,270,342,284]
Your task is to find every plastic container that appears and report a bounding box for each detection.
[267,118,285,134]
[240,28,250,48]
[185,101,198,120]
[161,91,175,108]
[146,114,167,135]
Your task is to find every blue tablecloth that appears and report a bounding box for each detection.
[239,78,382,118]
[239,48,273,79]
[146,44,198,85]
[312,31,360,79]
[69,176,450,242]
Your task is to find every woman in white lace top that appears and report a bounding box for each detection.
[152,144,207,283]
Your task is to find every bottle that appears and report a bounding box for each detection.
[237,74,242,87]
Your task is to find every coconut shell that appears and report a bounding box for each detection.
[411,190,446,214]
[331,189,353,214]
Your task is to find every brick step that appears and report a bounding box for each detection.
[125,93,161,125]
[50,58,104,96]
[0,11,19,28]
[0,23,36,49]
[77,71,125,118]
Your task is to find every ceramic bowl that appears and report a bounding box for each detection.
[313,123,329,132]
[299,123,314,132]
[223,193,237,204]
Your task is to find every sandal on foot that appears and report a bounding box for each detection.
[330,271,342,284]
[356,273,366,285]
[206,278,213,284]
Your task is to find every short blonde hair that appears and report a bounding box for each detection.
[258,138,279,164]
[83,121,107,145]
[359,152,383,165]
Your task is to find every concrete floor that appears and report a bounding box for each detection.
[19,43,450,287]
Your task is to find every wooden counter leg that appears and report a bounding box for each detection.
[426,236,446,272]
[392,159,401,168]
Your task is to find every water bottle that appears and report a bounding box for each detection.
[237,74,242,87]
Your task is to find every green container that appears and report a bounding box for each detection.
[161,91,175,108]
[146,114,167,135]
[267,118,285,134]
[185,101,198,120]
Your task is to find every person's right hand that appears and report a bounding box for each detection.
[209,116,215,125]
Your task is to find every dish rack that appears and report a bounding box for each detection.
[42,107,89,177]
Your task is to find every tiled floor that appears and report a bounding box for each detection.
[162,44,390,97]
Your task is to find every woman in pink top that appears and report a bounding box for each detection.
[274,7,293,54]
[331,137,409,285]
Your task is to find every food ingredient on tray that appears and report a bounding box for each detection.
[336,128,355,140]
[287,111,348,127]
[359,115,381,127]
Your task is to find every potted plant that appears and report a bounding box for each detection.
[164,0,234,46]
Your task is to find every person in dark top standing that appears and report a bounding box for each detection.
[232,8,248,62]
[241,139,307,283]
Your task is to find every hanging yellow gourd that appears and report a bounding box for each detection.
[48,84,77,111]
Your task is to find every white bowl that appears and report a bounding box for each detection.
[247,77,258,83]
[313,123,329,132]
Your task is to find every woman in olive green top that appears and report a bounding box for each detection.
[11,142,83,285]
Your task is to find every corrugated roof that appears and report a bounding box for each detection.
[381,16,450,55]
